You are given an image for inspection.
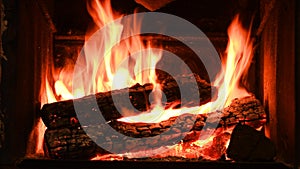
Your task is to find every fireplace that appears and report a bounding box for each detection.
[0,0,299,168]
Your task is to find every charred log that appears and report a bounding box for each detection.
[44,96,266,159]
[41,73,214,129]
[226,124,276,162]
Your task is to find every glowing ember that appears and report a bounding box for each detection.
[28,0,256,160]
[90,127,234,161]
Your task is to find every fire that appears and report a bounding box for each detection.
[39,0,162,103]
[26,118,46,157]
[28,0,162,157]
[118,15,254,123]
[213,15,254,106]
[115,15,254,159]
[70,0,163,100]
[28,0,255,160]
[91,127,234,161]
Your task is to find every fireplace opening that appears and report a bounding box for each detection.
[0,0,298,168]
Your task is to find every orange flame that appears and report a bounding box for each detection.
[115,15,255,160]
[213,15,254,106]
[71,0,162,98]
[30,0,255,160]
[118,15,254,123]
[26,118,46,157]
[28,0,163,157]
[39,0,163,103]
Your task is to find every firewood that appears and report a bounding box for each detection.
[41,73,214,129]
[226,124,275,161]
[43,95,266,159]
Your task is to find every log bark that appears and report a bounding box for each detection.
[44,95,266,159]
[41,73,215,129]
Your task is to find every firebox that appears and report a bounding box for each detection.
[0,0,299,169]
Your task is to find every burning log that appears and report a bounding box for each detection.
[41,73,214,129]
[43,95,266,159]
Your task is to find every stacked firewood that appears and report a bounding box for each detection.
[41,74,266,159]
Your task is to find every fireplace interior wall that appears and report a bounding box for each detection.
[258,0,296,164]
[0,0,55,163]
[0,0,298,168]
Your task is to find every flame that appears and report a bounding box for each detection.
[30,0,255,160]
[36,0,162,104]
[212,15,253,106]
[71,0,162,97]
[114,15,254,159]
[29,0,162,157]
[38,0,163,103]
[118,15,254,123]
[26,118,46,157]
